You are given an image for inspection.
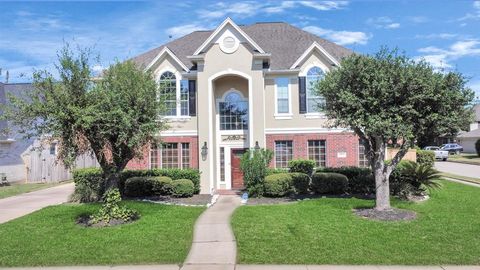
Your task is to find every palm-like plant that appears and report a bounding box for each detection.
[401,161,442,191]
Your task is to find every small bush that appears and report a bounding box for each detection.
[316,167,374,194]
[288,159,316,176]
[264,173,293,197]
[311,172,348,194]
[417,150,435,167]
[390,161,441,198]
[152,176,173,195]
[124,177,155,197]
[240,148,274,197]
[475,139,480,157]
[289,172,310,194]
[89,188,139,225]
[171,179,194,197]
[120,168,200,194]
[71,168,104,202]
[266,168,289,176]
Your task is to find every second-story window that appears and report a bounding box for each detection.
[219,91,248,130]
[306,66,325,113]
[275,78,290,114]
[159,71,189,117]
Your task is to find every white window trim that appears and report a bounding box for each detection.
[158,67,190,120]
[216,89,249,132]
[302,63,327,117]
[274,77,293,120]
[150,142,190,169]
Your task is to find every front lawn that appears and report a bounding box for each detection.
[0,182,66,199]
[0,201,204,266]
[232,180,480,265]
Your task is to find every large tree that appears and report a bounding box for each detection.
[315,48,474,211]
[2,45,168,190]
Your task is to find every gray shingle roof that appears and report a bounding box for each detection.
[131,22,353,71]
[457,128,480,138]
[0,83,34,139]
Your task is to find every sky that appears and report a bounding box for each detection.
[1,0,479,99]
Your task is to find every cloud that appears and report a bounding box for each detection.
[303,26,370,45]
[197,1,349,19]
[415,33,458,39]
[366,16,400,29]
[415,40,480,70]
[298,1,349,11]
[468,81,480,100]
[166,23,210,37]
[407,16,429,23]
[457,1,480,21]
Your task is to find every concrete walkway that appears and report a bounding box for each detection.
[182,195,241,270]
[0,182,74,224]
[435,161,480,179]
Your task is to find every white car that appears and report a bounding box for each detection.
[424,146,449,161]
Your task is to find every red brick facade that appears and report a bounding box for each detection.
[126,136,199,170]
[265,132,359,168]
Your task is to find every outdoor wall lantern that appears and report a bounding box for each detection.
[201,142,208,161]
[254,141,260,151]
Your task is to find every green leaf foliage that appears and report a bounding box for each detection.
[240,148,274,197]
[288,159,316,176]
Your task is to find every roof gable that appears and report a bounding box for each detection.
[193,17,265,55]
[144,47,189,72]
[290,42,340,69]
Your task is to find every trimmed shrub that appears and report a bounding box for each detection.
[475,139,480,157]
[311,172,348,194]
[266,167,289,176]
[171,179,194,197]
[124,177,155,197]
[240,148,274,197]
[316,167,374,194]
[289,172,310,194]
[264,173,293,197]
[152,176,173,195]
[288,159,316,176]
[390,161,441,198]
[71,168,104,202]
[120,168,200,194]
[417,150,435,167]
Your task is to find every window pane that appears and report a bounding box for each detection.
[180,80,189,116]
[275,141,293,168]
[150,143,160,168]
[306,66,325,113]
[359,139,369,168]
[276,78,289,114]
[308,140,326,167]
[160,72,177,116]
[161,143,179,168]
[220,147,225,182]
[181,143,190,169]
[219,92,248,130]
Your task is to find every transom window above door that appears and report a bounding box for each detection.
[159,71,189,117]
[219,91,248,130]
[306,66,325,113]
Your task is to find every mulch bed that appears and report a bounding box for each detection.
[76,215,138,228]
[246,193,361,205]
[137,194,213,206]
[354,208,417,221]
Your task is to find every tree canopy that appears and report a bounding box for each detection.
[2,45,168,189]
[315,48,474,210]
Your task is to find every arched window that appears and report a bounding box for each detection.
[306,66,325,113]
[160,71,177,116]
[219,91,248,130]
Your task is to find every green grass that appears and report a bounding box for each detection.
[0,201,204,266]
[0,182,67,199]
[232,180,480,265]
[449,153,480,165]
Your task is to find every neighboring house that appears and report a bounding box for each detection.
[127,18,367,194]
[0,82,97,183]
[457,104,480,153]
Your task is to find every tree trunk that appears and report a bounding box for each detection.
[372,139,391,211]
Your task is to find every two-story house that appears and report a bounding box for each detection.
[128,18,366,194]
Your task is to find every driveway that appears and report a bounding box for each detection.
[0,182,74,224]
[434,161,480,179]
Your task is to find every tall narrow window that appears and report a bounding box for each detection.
[160,71,177,116]
[181,142,190,169]
[180,80,189,116]
[275,141,293,168]
[359,139,369,168]
[275,78,290,114]
[308,140,326,167]
[220,147,225,182]
[162,143,179,168]
[219,92,248,130]
[150,143,160,168]
[306,66,325,113]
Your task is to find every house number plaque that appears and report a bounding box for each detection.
[222,135,245,141]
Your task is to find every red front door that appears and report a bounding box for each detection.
[231,149,246,189]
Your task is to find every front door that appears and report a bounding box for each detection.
[231,148,246,189]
